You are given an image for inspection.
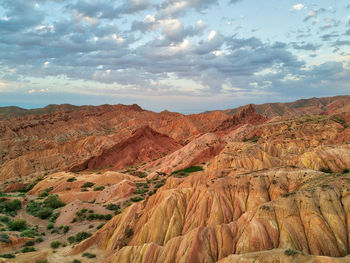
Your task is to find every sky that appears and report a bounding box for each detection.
[0,0,350,113]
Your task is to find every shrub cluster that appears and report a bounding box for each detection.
[0,199,21,216]
[26,195,64,221]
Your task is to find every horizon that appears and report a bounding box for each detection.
[1,94,349,115]
[1,0,350,113]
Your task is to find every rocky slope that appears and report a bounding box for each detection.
[70,126,181,172]
[1,95,350,263]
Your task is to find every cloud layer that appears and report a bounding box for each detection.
[0,0,349,112]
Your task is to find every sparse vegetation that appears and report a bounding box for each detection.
[50,240,62,249]
[26,195,64,221]
[93,185,105,191]
[37,208,53,219]
[0,199,21,216]
[24,240,35,246]
[81,182,94,188]
[67,177,77,182]
[243,135,260,143]
[0,253,15,258]
[130,196,144,202]
[67,236,75,244]
[75,231,92,242]
[21,246,36,253]
[0,233,10,243]
[320,168,333,174]
[44,194,65,209]
[20,229,38,238]
[284,248,299,256]
[9,219,27,231]
[125,228,133,238]
[172,166,203,177]
[82,252,96,259]
[63,225,70,234]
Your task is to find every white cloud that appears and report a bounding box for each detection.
[293,4,305,11]
[208,30,217,41]
[112,34,124,43]
[0,79,6,92]
[28,89,35,94]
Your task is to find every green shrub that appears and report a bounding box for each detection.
[47,223,54,230]
[81,182,94,188]
[37,208,53,219]
[342,168,349,174]
[0,253,15,258]
[35,237,44,243]
[0,199,21,216]
[63,225,70,234]
[39,191,49,198]
[72,260,81,263]
[44,187,54,193]
[36,260,48,263]
[67,177,77,182]
[130,196,144,202]
[284,248,299,256]
[114,209,122,215]
[125,228,133,238]
[24,240,35,246]
[20,229,37,238]
[96,223,104,229]
[93,186,105,191]
[49,211,60,223]
[75,232,92,242]
[133,188,148,194]
[9,219,27,231]
[0,216,10,223]
[243,135,260,143]
[26,200,42,217]
[44,195,65,209]
[154,182,165,189]
[104,214,113,220]
[21,246,36,253]
[320,167,333,173]
[50,241,61,249]
[67,236,75,244]
[0,233,10,243]
[82,252,96,258]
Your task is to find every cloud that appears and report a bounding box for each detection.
[292,42,320,51]
[66,0,151,20]
[292,4,305,11]
[155,0,218,19]
[0,0,349,109]
[303,10,317,22]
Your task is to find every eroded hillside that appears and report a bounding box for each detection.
[1,96,350,262]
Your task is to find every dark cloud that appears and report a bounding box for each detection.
[0,1,44,32]
[320,33,339,41]
[292,42,321,51]
[66,0,151,19]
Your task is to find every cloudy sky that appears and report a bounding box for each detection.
[0,0,349,113]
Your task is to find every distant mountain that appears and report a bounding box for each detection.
[0,104,81,119]
[226,95,350,117]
